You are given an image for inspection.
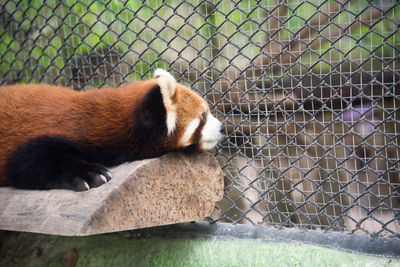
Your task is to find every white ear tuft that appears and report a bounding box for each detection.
[154,69,177,135]
[154,69,176,98]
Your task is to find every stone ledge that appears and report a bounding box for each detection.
[0,152,224,236]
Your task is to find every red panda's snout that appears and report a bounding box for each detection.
[176,110,224,151]
[199,113,224,150]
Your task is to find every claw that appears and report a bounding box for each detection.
[99,174,108,184]
[83,181,90,190]
[105,171,112,181]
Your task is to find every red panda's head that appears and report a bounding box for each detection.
[154,69,224,151]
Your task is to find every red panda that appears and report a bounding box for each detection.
[0,69,224,191]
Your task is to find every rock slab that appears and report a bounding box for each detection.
[0,152,224,236]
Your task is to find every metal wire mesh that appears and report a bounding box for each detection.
[1,0,399,238]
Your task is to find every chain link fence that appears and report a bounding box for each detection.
[1,0,399,238]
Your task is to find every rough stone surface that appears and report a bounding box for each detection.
[0,152,224,236]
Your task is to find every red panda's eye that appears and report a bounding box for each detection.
[201,112,207,120]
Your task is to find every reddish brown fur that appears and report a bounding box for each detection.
[0,80,159,186]
[172,84,209,148]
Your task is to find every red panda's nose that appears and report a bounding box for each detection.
[220,125,225,134]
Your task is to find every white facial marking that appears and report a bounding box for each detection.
[200,113,223,150]
[166,110,177,135]
[180,118,200,147]
[154,69,177,135]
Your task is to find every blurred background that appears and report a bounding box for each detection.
[0,0,399,237]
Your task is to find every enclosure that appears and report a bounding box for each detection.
[0,0,399,243]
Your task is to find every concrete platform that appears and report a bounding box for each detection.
[0,152,224,236]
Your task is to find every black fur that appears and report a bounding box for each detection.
[132,85,169,153]
[182,144,200,154]
[6,136,111,191]
[6,85,171,191]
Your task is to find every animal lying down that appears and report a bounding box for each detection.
[0,69,224,191]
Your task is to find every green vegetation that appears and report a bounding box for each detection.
[1,231,399,266]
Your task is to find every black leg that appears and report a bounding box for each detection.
[6,136,111,191]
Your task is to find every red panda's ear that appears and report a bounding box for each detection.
[154,69,177,135]
[154,69,176,98]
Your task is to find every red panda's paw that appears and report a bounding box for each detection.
[64,163,112,191]
[5,136,112,191]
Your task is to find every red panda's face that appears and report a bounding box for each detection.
[154,69,224,151]
[174,84,224,151]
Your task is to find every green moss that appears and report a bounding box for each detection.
[1,231,398,267]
